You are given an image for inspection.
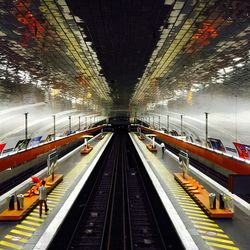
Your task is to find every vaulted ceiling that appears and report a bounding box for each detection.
[0,0,249,114]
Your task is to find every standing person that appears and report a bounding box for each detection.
[39,180,49,217]
[161,142,165,157]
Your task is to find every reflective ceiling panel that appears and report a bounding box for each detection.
[0,0,112,108]
[0,0,249,113]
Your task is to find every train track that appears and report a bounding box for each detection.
[49,133,184,250]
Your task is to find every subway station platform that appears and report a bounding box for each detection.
[130,133,250,250]
[0,132,249,250]
[0,133,112,250]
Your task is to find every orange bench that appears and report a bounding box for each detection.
[146,143,157,152]
[138,135,144,140]
[80,145,93,154]
[0,174,63,221]
[174,173,233,218]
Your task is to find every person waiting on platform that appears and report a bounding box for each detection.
[39,180,49,218]
[161,142,165,157]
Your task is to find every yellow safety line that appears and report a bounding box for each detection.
[25,216,44,222]
[179,202,200,207]
[172,192,187,195]
[16,225,36,232]
[46,200,57,205]
[197,230,229,238]
[45,202,56,207]
[0,240,22,249]
[47,197,61,201]
[180,205,202,210]
[48,194,62,198]
[182,208,205,214]
[185,212,208,218]
[193,221,219,227]
[10,229,32,237]
[5,235,28,243]
[22,220,41,227]
[194,225,223,232]
[48,193,63,197]
[207,242,240,250]
[174,195,192,199]
[168,187,185,191]
[50,191,64,195]
[202,236,234,244]
[30,212,46,217]
[188,216,213,222]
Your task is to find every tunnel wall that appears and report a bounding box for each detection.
[139,126,250,175]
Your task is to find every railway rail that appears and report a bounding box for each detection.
[49,132,184,249]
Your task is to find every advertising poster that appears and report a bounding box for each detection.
[233,142,250,160]
[14,139,31,151]
[207,138,226,152]
[28,136,43,147]
[0,143,6,154]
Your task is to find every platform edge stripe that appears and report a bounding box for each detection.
[197,230,229,238]
[16,225,36,232]
[192,221,219,227]
[201,236,235,244]
[179,202,200,207]
[10,229,32,237]
[129,134,199,250]
[5,235,28,243]
[182,208,205,214]
[194,225,223,232]
[22,220,41,226]
[206,241,240,250]
[180,205,202,210]
[26,216,44,222]
[46,197,61,201]
[185,212,208,218]
[188,216,214,222]
[33,134,113,250]
[0,240,22,249]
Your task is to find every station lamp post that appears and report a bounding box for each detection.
[180,115,183,136]
[235,95,238,142]
[205,112,208,147]
[53,115,56,140]
[167,115,170,133]
[69,116,71,134]
[24,112,28,140]
[78,116,81,131]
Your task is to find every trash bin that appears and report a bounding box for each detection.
[224,195,234,212]
[8,195,15,210]
[209,193,216,209]
[17,194,24,210]
[219,193,225,209]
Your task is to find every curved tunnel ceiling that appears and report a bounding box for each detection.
[0,0,249,114]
